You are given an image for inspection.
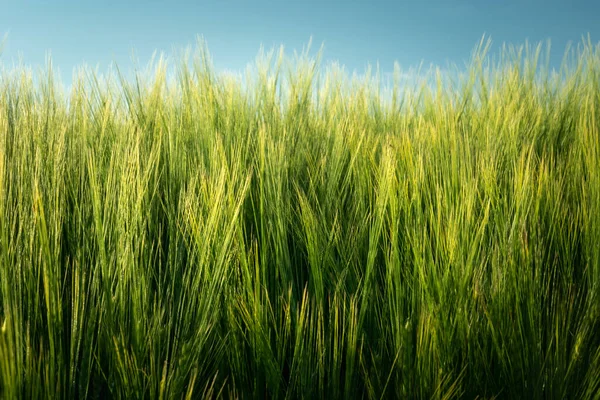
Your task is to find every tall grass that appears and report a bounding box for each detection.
[0,37,599,399]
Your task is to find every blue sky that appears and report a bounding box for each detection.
[1,0,599,86]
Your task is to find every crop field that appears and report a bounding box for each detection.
[0,39,599,399]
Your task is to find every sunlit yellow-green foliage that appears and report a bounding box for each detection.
[0,38,599,399]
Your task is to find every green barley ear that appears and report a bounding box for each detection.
[0,36,599,399]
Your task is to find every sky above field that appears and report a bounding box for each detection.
[1,0,599,86]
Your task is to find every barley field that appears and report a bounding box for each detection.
[0,38,599,399]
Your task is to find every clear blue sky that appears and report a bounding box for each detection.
[1,0,599,85]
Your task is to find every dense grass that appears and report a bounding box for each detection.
[0,38,599,399]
